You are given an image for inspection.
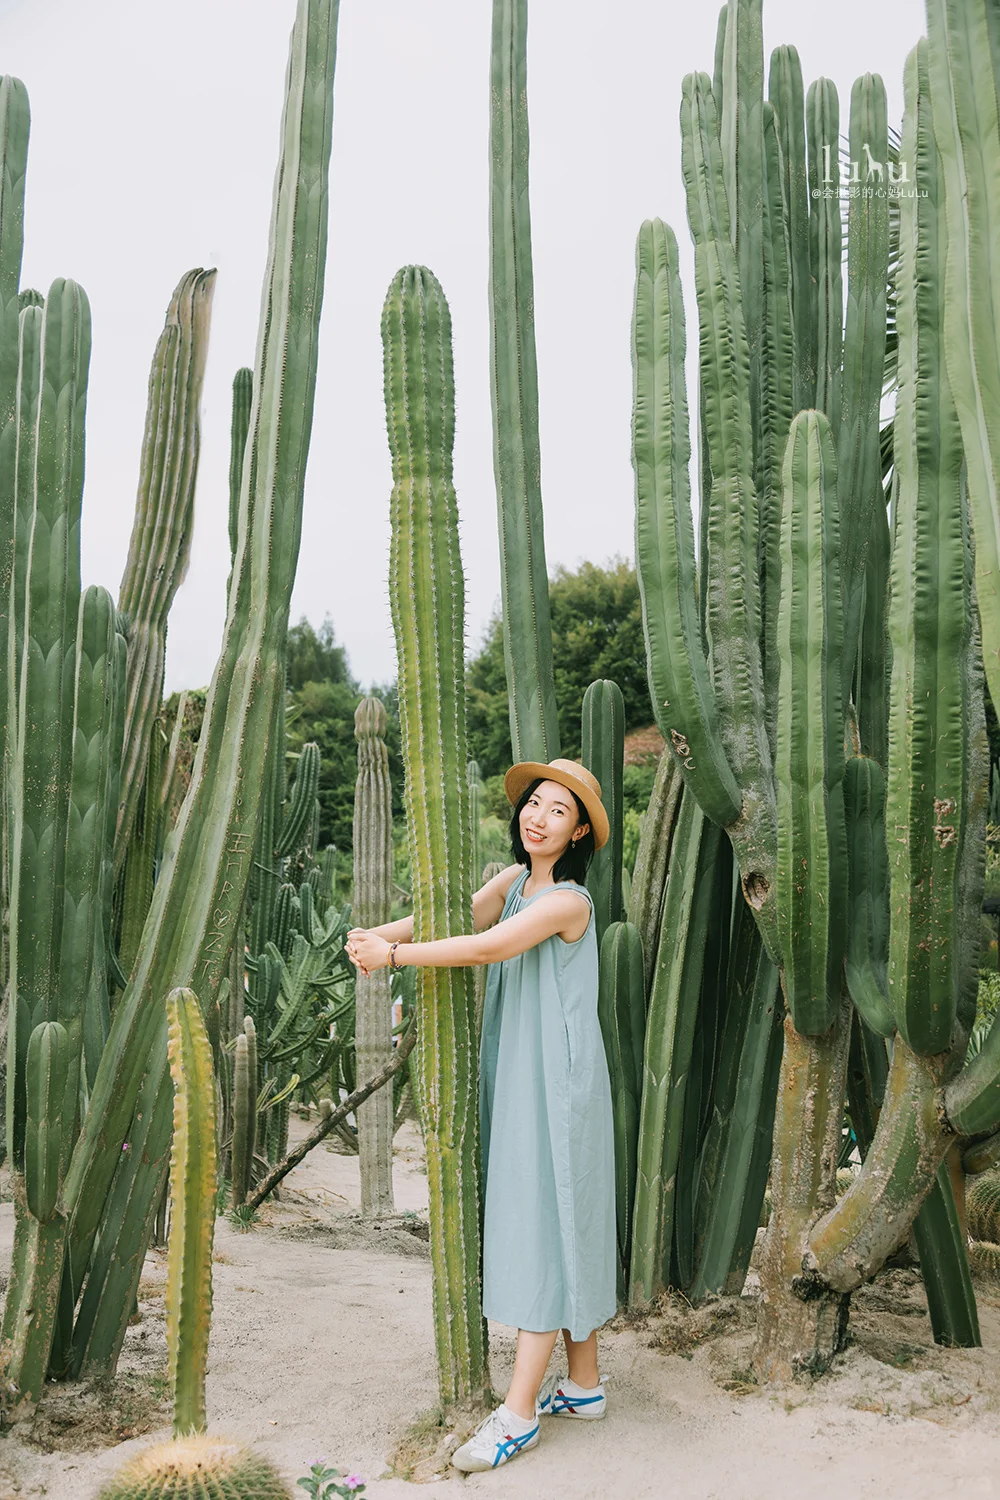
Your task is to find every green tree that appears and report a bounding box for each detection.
[466,558,651,776]
[284,616,404,850]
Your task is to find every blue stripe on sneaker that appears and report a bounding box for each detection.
[492,1425,539,1466]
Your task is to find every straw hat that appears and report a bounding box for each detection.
[503,758,610,850]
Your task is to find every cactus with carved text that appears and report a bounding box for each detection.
[382,264,488,1409]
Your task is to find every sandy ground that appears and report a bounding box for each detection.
[4,1116,1000,1499]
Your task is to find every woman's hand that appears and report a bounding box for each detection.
[346,927,391,976]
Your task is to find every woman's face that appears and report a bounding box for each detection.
[519,780,589,859]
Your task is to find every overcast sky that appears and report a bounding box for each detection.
[3,0,923,694]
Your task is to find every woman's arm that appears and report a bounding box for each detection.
[353,864,521,946]
[347,887,589,973]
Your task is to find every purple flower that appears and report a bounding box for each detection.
[122,1142,130,1153]
[345,1479,363,1491]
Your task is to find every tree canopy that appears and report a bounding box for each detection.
[466,558,652,777]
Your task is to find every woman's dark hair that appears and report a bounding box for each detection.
[509,777,596,885]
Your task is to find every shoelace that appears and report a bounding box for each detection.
[472,1408,510,1448]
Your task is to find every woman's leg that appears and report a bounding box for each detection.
[561,1328,600,1387]
[505,1329,560,1419]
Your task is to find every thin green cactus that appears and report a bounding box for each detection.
[115,268,216,871]
[596,921,645,1296]
[228,367,253,569]
[488,0,560,765]
[581,679,625,948]
[164,988,216,1437]
[382,264,488,1408]
[353,695,394,1217]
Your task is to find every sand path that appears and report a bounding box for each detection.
[3,1119,1000,1498]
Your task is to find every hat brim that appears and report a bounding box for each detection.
[503,762,610,850]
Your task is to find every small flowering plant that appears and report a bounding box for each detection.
[297,1460,366,1499]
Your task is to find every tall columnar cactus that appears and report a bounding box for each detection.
[0,0,344,1403]
[581,679,625,947]
[0,76,29,864]
[164,988,216,1438]
[488,0,560,765]
[353,694,394,1218]
[115,268,216,871]
[382,265,488,1409]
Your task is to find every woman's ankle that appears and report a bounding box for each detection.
[565,1367,600,1390]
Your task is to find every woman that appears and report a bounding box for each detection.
[346,757,617,1473]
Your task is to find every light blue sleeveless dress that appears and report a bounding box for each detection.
[478,867,617,1340]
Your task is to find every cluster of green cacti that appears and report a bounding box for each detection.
[0,0,343,1417]
[618,0,1000,1376]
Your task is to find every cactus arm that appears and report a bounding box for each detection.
[61,0,341,1379]
[55,587,122,1135]
[488,0,560,765]
[165,988,217,1437]
[117,723,164,982]
[275,740,319,858]
[925,0,1000,714]
[24,1021,68,1223]
[630,217,741,827]
[597,921,645,1296]
[228,366,253,568]
[719,0,765,490]
[682,73,777,944]
[843,756,893,1037]
[7,279,89,1166]
[9,303,41,696]
[626,750,682,997]
[758,101,795,741]
[767,45,813,410]
[711,4,727,115]
[689,920,782,1298]
[774,410,847,1036]
[383,265,487,1407]
[231,1031,251,1208]
[911,1165,980,1348]
[838,75,890,694]
[806,79,843,428]
[353,695,394,1218]
[581,679,625,945]
[886,40,968,1057]
[629,795,720,1303]
[0,77,29,800]
[115,269,215,871]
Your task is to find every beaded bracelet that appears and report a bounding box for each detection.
[388,940,402,971]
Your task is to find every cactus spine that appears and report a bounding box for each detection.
[115,268,216,870]
[488,0,560,764]
[581,679,625,947]
[382,265,487,1408]
[353,694,394,1217]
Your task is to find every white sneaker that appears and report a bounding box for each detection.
[451,1403,540,1472]
[536,1373,607,1419]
